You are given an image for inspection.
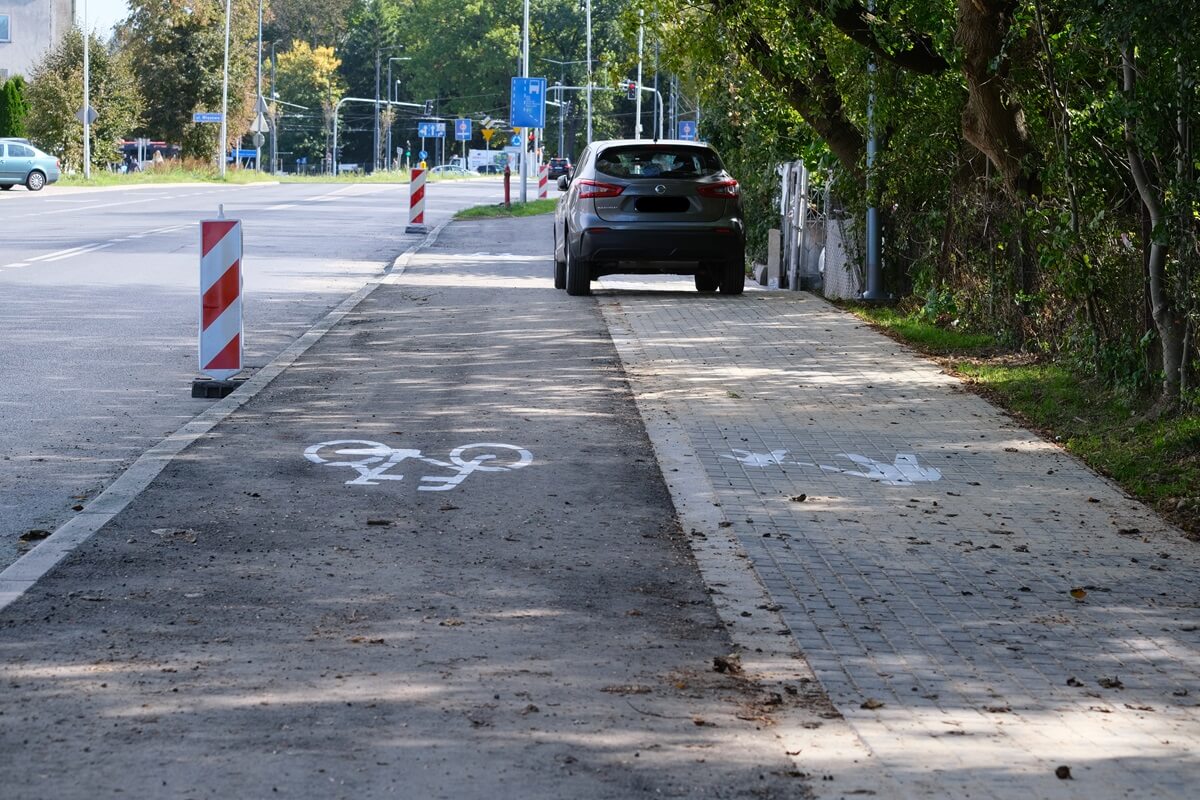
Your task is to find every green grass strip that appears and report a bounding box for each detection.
[454,199,557,220]
[849,305,1199,538]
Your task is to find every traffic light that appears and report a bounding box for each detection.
[423,99,434,115]
[626,81,637,100]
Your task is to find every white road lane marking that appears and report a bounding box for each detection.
[42,242,113,261]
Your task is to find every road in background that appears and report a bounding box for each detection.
[0,180,501,568]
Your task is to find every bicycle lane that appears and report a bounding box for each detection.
[0,218,817,798]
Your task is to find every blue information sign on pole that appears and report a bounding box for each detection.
[677,120,697,141]
[417,121,447,139]
[193,112,223,124]
[454,119,471,141]
[510,77,548,129]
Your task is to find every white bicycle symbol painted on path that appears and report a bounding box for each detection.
[305,440,533,491]
[724,449,942,487]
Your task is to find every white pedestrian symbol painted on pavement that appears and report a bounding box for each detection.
[305,440,533,490]
[722,449,941,486]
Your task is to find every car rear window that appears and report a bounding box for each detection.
[595,146,722,179]
[8,144,33,157]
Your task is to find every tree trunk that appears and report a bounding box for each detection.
[955,0,1042,198]
[1123,45,1185,408]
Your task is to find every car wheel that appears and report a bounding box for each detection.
[695,269,719,292]
[553,227,567,289]
[718,255,745,295]
[26,171,46,192]
[0,184,13,191]
[564,235,591,296]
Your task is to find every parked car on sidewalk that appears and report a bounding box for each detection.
[552,139,745,296]
[547,157,572,179]
[0,140,61,191]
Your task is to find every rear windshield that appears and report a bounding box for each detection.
[595,146,723,179]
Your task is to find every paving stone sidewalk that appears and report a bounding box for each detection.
[598,279,1200,799]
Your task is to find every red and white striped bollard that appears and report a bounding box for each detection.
[405,168,428,233]
[193,213,243,397]
[537,163,548,200]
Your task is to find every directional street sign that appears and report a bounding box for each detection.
[193,112,223,124]
[417,121,447,138]
[455,119,471,141]
[509,77,547,129]
[677,120,697,141]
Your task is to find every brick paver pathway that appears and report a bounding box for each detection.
[599,278,1199,799]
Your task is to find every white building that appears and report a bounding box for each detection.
[0,1,75,82]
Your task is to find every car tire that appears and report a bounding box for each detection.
[564,235,591,296]
[695,270,719,292]
[718,255,745,295]
[26,171,46,192]
[553,227,567,290]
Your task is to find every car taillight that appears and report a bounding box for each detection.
[577,179,624,199]
[697,179,740,198]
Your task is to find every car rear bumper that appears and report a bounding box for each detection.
[580,225,744,265]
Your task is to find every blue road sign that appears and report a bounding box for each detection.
[417,121,447,139]
[455,118,471,141]
[510,135,521,147]
[510,77,548,129]
[677,120,697,141]
[193,112,223,124]
[418,150,428,160]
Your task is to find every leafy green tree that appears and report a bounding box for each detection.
[0,76,30,137]
[24,29,144,171]
[117,0,259,159]
[268,40,347,168]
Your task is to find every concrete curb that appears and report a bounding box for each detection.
[598,294,912,799]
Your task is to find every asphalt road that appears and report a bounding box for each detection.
[0,179,503,569]
[0,215,803,799]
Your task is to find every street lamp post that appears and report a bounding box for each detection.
[386,57,411,171]
[255,0,263,171]
[374,45,405,173]
[81,0,90,179]
[219,0,232,178]
[586,0,592,143]
[634,9,644,139]
[521,0,530,203]
[538,58,591,157]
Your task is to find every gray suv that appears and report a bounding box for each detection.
[552,139,745,296]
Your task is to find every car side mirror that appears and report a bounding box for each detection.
[556,175,570,191]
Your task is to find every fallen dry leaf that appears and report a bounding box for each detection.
[1069,587,1088,600]
[860,698,885,710]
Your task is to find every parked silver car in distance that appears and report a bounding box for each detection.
[553,139,745,296]
[0,139,62,191]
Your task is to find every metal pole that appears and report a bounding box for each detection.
[586,0,592,143]
[270,42,277,174]
[254,0,263,170]
[634,10,644,139]
[332,99,341,176]
[653,40,659,140]
[373,49,381,173]
[81,0,90,179]
[219,0,232,178]
[862,0,885,301]
[520,0,530,202]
